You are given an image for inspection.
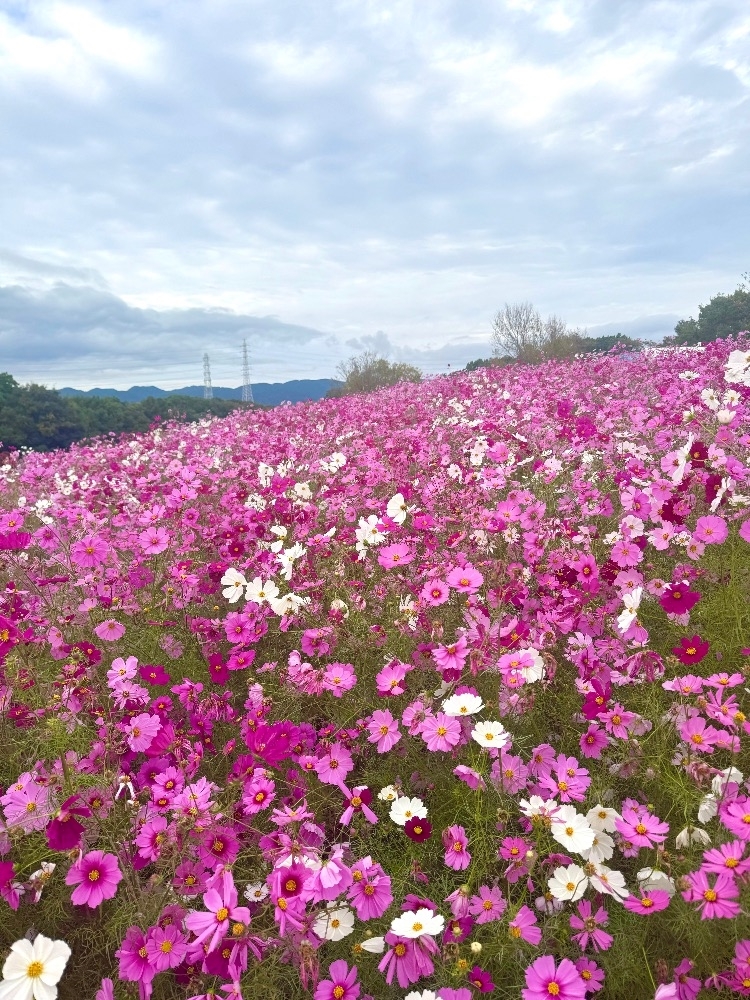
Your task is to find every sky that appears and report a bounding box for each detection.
[1,0,749,390]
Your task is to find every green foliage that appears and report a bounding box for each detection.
[329,351,422,397]
[0,376,258,452]
[668,277,750,346]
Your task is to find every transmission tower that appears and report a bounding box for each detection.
[241,339,254,403]
[203,353,213,399]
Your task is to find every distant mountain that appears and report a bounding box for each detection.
[59,379,342,406]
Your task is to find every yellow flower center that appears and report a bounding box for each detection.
[27,962,44,979]
[548,984,560,996]
[160,940,173,953]
[88,869,100,882]
[216,907,229,920]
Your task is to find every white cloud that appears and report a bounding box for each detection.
[0,0,748,386]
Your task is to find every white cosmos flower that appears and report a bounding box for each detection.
[587,805,621,833]
[471,720,510,748]
[518,647,546,683]
[358,936,385,954]
[405,991,438,1000]
[390,908,445,939]
[548,864,588,902]
[698,794,718,824]
[389,796,427,826]
[378,784,398,802]
[245,577,279,605]
[268,593,309,617]
[550,806,596,854]
[0,935,71,1000]
[712,767,744,795]
[442,693,484,717]
[313,905,355,941]
[589,863,629,900]
[617,586,642,633]
[386,493,413,525]
[221,568,247,603]
[520,796,559,820]
[579,829,614,864]
[244,881,269,903]
[637,868,676,897]
[675,825,711,850]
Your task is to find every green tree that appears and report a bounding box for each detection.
[669,279,750,346]
[328,351,422,396]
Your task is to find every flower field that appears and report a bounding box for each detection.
[1,339,750,1000]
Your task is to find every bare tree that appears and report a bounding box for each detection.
[492,303,585,362]
[491,302,545,363]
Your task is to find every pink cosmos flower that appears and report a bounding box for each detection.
[65,850,123,907]
[70,534,109,568]
[623,890,670,915]
[468,966,495,992]
[615,806,669,850]
[693,515,728,544]
[421,711,462,752]
[421,579,450,605]
[522,955,586,1000]
[145,923,188,971]
[509,905,541,945]
[739,519,750,543]
[116,926,156,989]
[702,840,750,877]
[94,619,126,642]
[569,900,613,952]
[468,885,506,923]
[681,870,740,918]
[322,661,357,696]
[446,564,484,593]
[610,540,642,567]
[314,960,360,1000]
[377,543,414,569]
[185,869,251,954]
[315,743,354,785]
[454,765,487,792]
[378,934,421,989]
[126,713,162,752]
[679,716,721,753]
[367,709,401,752]
[579,725,607,760]
[139,526,170,554]
[376,660,409,696]
[433,636,469,674]
[443,824,471,870]
[347,858,393,919]
[575,958,604,993]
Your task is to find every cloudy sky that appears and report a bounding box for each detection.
[1,0,748,389]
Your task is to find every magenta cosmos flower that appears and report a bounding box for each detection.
[314,959,360,1000]
[522,955,586,999]
[671,635,709,665]
[659,584,701,615]
[367,709,401,752]
[65,850,123,907]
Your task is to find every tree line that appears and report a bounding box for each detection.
[0,374,256,453]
